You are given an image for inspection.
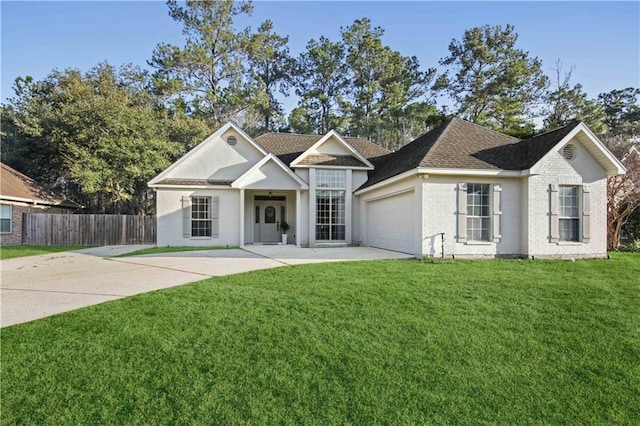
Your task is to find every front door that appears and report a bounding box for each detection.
[256,202,285,242]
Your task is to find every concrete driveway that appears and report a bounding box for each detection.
[1,245,412,327]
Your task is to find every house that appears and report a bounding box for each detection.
[148,118,626,259]
[0,162,81,245]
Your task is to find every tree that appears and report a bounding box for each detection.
[149,0,253,125]
[377,50,438,148]
[603,135,640,249]
[245,20,294,133]
[598,88,640,137]
[542,60,607,133]
[436,24,548,136]
[2,64,210,214]
[340,18,386,137]
[340,18,437,147]
[295,37,349,134]
[287,106,314,134]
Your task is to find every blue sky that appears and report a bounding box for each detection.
[2,1,639,113]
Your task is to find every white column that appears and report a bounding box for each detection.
[296,190,301,247]
[309,168,316,246]
[345,169,352,244]
[239,188,245,247]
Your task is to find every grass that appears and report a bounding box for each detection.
[0,245,87,260]
[2,253,639,424]
[113,245,239,257]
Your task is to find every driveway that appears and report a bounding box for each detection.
[1,245,412,327]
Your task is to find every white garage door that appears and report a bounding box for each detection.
[367,190,416,254]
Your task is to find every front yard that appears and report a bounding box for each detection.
[0,245,87,260]
[2,254,638,424]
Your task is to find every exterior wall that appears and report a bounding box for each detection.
[351,170,369,245]
[315,136,352,156]
[422,176,523,258]
[164,128,264,181]
[519,179,530,255]
[156,188,240,247]
[525,138,608,258]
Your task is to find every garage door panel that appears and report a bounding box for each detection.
[367,191,415,254]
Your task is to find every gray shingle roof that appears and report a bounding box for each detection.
[360,118,580,189]
[296,154,369,167]
[255,133,390,166]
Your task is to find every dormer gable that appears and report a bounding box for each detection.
[232,154,309,190]
[290,130,374,169]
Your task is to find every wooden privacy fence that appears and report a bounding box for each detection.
[23,213,156,246]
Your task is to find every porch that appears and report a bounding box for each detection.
[241,189,304,246]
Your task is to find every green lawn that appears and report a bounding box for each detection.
[0,245,87,260]
[113,245,239,257]
[2,254,639,424]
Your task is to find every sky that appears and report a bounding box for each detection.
[2,1,639,113]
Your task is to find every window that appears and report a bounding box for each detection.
[264,206,276,223]
[466,184,490,241]
[317,169,346,188]
[1,204,11,233]
[191,196,212,237]
[316,191,345,240]
[315,170,346,241]
[559,186,580,241]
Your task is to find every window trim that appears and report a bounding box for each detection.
[558,185,580,242]
[191,196,213,238]
[315,169,347,241]
[466,183,491,242]
[0,204,12,234]
[315,190,346,241]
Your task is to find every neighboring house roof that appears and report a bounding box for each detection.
[255,133,391,166]
[0,162,81,208]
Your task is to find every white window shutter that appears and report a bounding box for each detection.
[582,185,590,243]
[212,196,219,237]
[457,183,467,243]
[492,184,502,242]
[549,184,559,243]
[182,196,191,238]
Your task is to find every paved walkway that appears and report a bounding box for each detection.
[1,245,412,327]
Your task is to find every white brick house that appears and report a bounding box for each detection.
[149,118,625,259]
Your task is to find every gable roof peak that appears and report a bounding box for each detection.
[525,121,581,141]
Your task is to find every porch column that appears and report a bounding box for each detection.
[346,169,352,244]
[239,188,245,247]
[296,190,301,247]
[309,168,316,246]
